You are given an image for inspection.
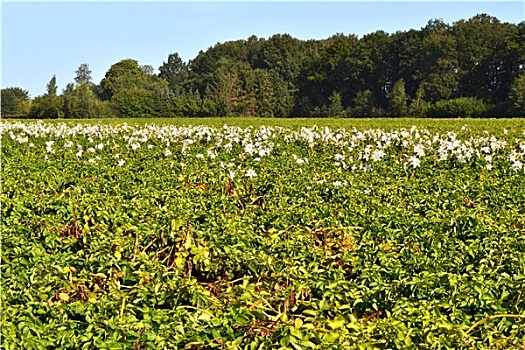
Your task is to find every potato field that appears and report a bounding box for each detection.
[2,120,525,349]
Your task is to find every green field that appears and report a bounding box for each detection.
[2,119,525,349]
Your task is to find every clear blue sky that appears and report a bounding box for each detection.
[2,1,524,98]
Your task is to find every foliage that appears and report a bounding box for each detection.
[508,75,525,116]
[29,96,64,119]
[388,80,409,117]
[47,75,59,96]
[98,59,149,101]
[428,97,488,118]
[1,87,31,117]
[75,63,93,85]
[63,83,101,119]
[3,121,524,349]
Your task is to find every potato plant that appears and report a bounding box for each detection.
[2,121,525,349]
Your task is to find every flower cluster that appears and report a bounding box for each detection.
[2,122,524,179]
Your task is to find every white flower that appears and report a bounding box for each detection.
[245,169,257,179]
[228,170,235,179]
[96,143,104,150]
[118,159,126,167]
[364,188,371,195]
[511,161,523,172]
[371,149,386,162]
[165,149,172,157]
[28,142,34,148]
[87,147,95,154]
[45,140,55,153]
[76,150,83,158]
[196,153,204,159]
[414,144,425,157]
[408,156,421,168]
[480,146,491,154]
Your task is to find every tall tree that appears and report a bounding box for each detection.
[47,75,58,96]
[159,53,188,94]
[29,76,64,118]
[453,14,515,103]
[414,20,459,103]
[75,63,92,85]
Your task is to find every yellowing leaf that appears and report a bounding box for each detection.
[327,319,345,330]
[58,293,70,302]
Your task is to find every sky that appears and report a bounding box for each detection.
[2,1,524,98]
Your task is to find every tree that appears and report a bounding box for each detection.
[29,94,63,119]
[159,53,186,79]
[63,83,100,118]
[29,76,63,118]
[1,89,17,116]
[408,86,430,117]
[453,14,515,103]
[508,74,525,115]
[388,79,408,116]
[159,53,188,95]
[1,87,31,117]
[352,90,374,117]
[415,20,459,103]
[141,65,155,76]
[327,91,344,117]
[62,83,77,118]
[99,59,148,100]
[75,63,92,85]
[47,75,58,96]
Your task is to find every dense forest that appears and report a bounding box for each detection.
[2,14,525,118]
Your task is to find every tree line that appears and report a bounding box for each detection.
[2,14,524,118]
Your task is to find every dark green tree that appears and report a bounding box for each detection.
[1,87,31,117]
[415,20,459,103]
[159,53,188,94]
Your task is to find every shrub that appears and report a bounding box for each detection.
[428,97,488,118]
